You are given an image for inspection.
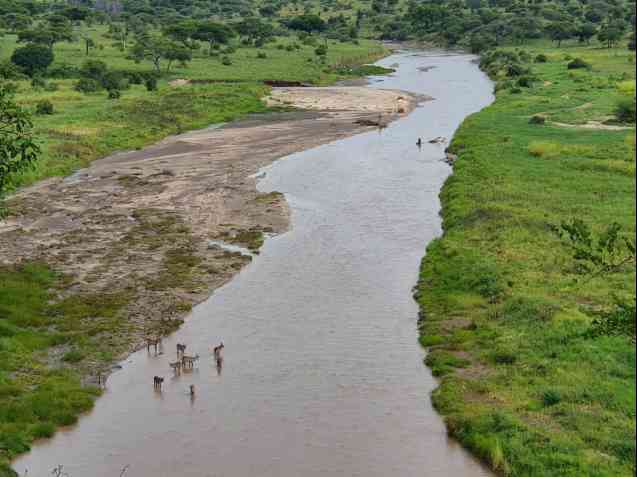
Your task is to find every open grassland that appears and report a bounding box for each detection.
[1,27,386,190]
[417,43,635,476]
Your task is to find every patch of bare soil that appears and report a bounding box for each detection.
[0,86,421,380]
[550,120,634,131]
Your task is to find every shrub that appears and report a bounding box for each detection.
[62,350,84,363]
[0,60,25,80]
[74,77,100,93]
[510,87,522,94]
[48,63,79,79]
[30,76,46,90]
[221,56,232,66]
[567,58,590,69]
[145,77,158,91]
[10,43,54,77]
[534,54,548,63]
[107,89,121,100]
[529,114,546,125]
[614,97,636,123]
[43,82,59,92]
[517,75,533,88]
[542,389,562,407]
[35,100,54,115]
[257,52,267,59]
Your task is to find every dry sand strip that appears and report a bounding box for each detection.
[0,86,424,381]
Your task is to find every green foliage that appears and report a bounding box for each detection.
[418,44,636,477]
[0,85,39,213]
[553,219,635,276]
[10,43,53,77]
[567,57,590,69]
[35,99,54,115]
[614,97,636,123]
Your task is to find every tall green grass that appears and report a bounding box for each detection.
[417,43,635,476]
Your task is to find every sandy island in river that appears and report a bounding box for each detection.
[0,86,426,382]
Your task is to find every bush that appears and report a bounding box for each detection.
[107,89,121,100]
[0,60,25,80]
[145,77,158,91]
[74,77,100,93]
[534,54,548,63]
[35,100,54,115]
[221,56,232,66]
[567,58,590,69]
[529,114,546,125]
[257,52,267,59]
[542,389,562,407]
[48,63,79,79]
[30,76,46,90]
[62,350,84,363]
[10,43,54,77]
[614,97,636,123]
[517,75,533,88]
[44,82,59,92]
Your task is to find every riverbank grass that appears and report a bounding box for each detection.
[417,42,635,476]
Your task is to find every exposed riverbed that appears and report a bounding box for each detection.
[13,50,494,477]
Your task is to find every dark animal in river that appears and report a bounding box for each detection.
[216,356,223,376]
[189,384,195,396]
[176,343,187,355]
[146,337,161,353]
[182,354,200,368]
[416,138,422,147]
[153,376,164,390]
[213,342,224,360]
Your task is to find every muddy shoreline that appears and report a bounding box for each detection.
[0,86,423,385]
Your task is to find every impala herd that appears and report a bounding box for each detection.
[145,337,224,394]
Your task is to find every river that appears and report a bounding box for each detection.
[13,50,494,477]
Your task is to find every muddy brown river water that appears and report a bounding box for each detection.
[13,50,494,477]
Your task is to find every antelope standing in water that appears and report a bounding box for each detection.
[181,354,200,368]
[153,376,164,390]
[169,360,182,374]
[146,337,161,354]
[213,342,224,360]
[176,343,187,355]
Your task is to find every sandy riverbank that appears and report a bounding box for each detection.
[0,85,423,383]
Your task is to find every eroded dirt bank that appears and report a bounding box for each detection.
[0,86,421,382]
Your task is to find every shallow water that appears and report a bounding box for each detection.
[14,50,494,477]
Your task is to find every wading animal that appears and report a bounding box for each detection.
[153,376,164,390]
[176,343,187,355]
[169,360,182,374]
[213,342,224,360]
[146,337,161,353]
[181,354,200,368]
[416,137,422,147]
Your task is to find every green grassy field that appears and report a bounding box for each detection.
[1,27,386,191]
[417,43,635,476]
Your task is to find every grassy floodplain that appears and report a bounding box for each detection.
[0,28,387,474]
[1,26,387,190]
[417,43,635,476]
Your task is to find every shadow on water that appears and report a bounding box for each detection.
[13,50,494,477]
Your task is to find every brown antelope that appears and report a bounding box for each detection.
[153,376,164,390]
[213,342,224,360]
[181,354,200,368]
[169,360,182,374]
[146,337,161,353]
[176,343,187,355]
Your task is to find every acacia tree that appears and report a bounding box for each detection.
[129,34,192,72]
[192,21,235,54]
[10,43,54,76]
[0,86,40,216]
